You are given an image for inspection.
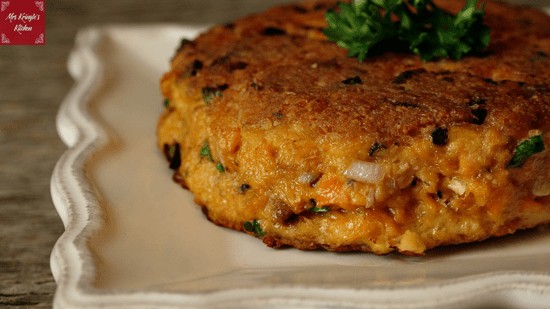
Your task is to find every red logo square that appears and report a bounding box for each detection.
[0,0,45,45]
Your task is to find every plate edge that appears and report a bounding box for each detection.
[50,25,111,308]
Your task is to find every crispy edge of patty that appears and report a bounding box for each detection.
[157,0,550,254]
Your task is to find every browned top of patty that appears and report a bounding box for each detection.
[164,0,549,145]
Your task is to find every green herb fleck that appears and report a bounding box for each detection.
[200,142,213,161]
[507,135,545,168]
[216,162,226,173]
[168,144,177,158]
[167,144,181,170]
[163,98,170,108]
[201,84,228,105]
[202,87,221,104]
[308,198,330,213]
[244,219,265,237]
[310,206,330,213]
[323,0,490,61]
[200,142,226,172]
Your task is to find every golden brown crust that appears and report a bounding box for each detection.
[158,0,550,255]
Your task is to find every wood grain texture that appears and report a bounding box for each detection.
[0,0,291,307]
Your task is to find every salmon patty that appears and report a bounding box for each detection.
[157,0,550,255]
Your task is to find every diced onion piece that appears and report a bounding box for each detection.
[297,172,321,185]
[448,178,467,196]
[343,161,385,184]
[365,189,375,208]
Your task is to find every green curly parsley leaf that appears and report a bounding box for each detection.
[323,0,490,61]
[507,135,545,168]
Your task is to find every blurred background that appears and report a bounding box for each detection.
[0,0,290,307]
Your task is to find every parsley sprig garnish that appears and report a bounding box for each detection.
[323,0,490,61]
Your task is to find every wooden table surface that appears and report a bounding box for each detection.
[0,0,290,307]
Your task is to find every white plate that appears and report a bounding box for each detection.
[51,11,550,309]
